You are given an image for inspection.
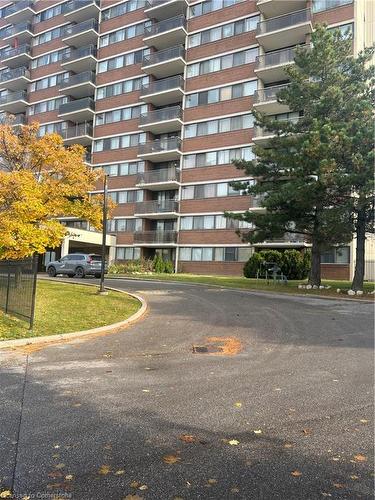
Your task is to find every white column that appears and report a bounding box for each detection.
[108,245,116,264]
[61,237,70,257]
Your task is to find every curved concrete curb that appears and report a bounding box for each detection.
[0,281,147,349]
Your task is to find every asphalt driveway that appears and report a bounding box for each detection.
[0,278,373,500]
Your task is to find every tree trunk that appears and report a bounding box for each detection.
[351,209,366,291]
[309,238,321,286]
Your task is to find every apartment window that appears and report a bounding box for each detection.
[115,247,141,260]
[321,246,350,264]
[186,80,257,108]
[96,104,147,126]
[100,20,152,47]
[31,48,70,69]
[189,0,246,18]
[188,15,259,48]
[97,76,149,100]
[180,215,252,230]
[33,25,70,46]
[38,122,69,137]
[30,72,70,92]
[187,48,258,78]
[109,190,144,204]
[111,218,142,232]
[101,161,145,177]
[185,114,253,138]
[35,2,69,22]
[312,0,352,13]
[102,0,146,21]
[98,48,150,73]
[183,146,254,169]
[29,97,68,116]
[94,133,146,152]
[328,22,353,38]
[179,247,251,262]
[181,182,249,200]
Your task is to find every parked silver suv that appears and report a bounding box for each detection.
[46,253,106,278]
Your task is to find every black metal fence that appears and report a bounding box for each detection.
[0,256,38,329]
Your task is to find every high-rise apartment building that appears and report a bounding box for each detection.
[0,0,373,279]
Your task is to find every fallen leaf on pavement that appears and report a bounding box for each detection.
[321,493,332,497]
[291,470,302,477]
[234,402,242,408]
[103,352,112,358]
[207,479,217,485]
[115,470,125,475]
[231,487,240,493]
[72,403,81,407]
[139,485,148,491]
[350,475,359,480]
[353,454,367,462]
[179,434,196,443]
[302,428,312,435]
[142,389,150,393]
[332,457,340,461]
[284,443,293,449]
[65,475,74,481]
[0,492,12,499]
[228,439,239,445]
[130,481,140,488]
[55,463,65,470]
[98,465,111,475]
[359,419,368,424]
[52,454,60,459]
[163,454,181,464]
[48,471,63,478]
[333,483,345,489]
[253,430,262,435]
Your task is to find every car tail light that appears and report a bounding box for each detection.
[87,257,92,264]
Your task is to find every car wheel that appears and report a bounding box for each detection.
[75,267,85,278]
[94,273,101,279]
[47,266,57,277]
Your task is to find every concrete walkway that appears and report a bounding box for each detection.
[0,278,373,499]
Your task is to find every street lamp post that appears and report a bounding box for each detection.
[98,174,108,294]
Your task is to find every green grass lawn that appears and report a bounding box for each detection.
[108,272,375,297]
[0,280,141,341]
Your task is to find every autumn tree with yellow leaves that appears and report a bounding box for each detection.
[0,122,103,260]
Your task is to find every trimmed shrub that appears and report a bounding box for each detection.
[243,249,311,280]
[243,253,264,278]
[153,254,165,273]
[164,260,174,274]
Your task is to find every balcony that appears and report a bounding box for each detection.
[139,106,183,134]
[64,0,100,23]
[60,122,93,146]
[11,113,26,126]
[256,9,312,51]
[2,22,33,44]
[0,67,31,90]
[134,230,177,245]
[145,0,188,21]
[136,167,180,190]
[62,19,99,48]
[140,75,184,106]
[254,232,308,247]
[0,91,28,114]
[255,46,304,83]
[61,45,97,72]
[134,200,179,219]
[257,0,307,18]
[138,137,182,161]
[59,71,96,98]
[252,115,301,144]
[0,44,32,69]
[58,97,95,122]
[253,84,290,113]
[144,15,187,50]
[142,45,185,79]
[3,0,35,24]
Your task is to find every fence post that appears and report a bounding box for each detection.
[29,255,38,330]
[5,268,10,314]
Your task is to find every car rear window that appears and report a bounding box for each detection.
[90,255,102,261]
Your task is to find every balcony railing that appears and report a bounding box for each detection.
[143,45,185,66]
[62,45,97,63]
[65,0,99,13]
[63,19,98,37]
[60,71,96,89]
[1,44,30,60]
[4,0,34,16]
[146,0,174,7]
[254,84,289,103]
[257,9,311,35]
[11,114,26,125]
[256,47,297,69]
[0,66,30,82]
[135,200,179,214]
[254,115,302,138]
[60,122,93,140]
[134,230,177,243]
[139,137,181,155]
[0,91,27,105]
[141,75,184,95]
[2,21,33,37]
[140,106,182,125]
[145,15,186,36]
[59,97,95,115]
[136,167,180,184]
